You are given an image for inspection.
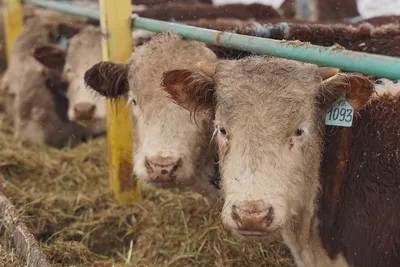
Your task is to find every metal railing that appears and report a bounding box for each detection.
[23,0,400,80]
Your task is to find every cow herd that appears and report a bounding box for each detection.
[0,1,399,267]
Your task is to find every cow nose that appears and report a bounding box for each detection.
[74,102,96,120]
[231,201,274,232]
[145,156,182,182]
[0,81,9,92]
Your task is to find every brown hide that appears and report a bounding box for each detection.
[280,0,360,21]
[209,23,400,60]
[184,18,249,31]
[136,3,281,21]
[356,15,400,26]
[319,92,400,266]
[131,0,211,6]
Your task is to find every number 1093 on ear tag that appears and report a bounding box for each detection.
[325,93,354,127]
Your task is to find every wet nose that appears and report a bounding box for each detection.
[0,81,9,93]
[145,156,182,182]
[231,201,274,232]
[74,102,96,120]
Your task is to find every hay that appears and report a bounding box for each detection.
[0,92,294,266]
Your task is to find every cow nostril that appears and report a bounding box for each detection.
[231,205,242,226]
[145,156,182,182]
[261,207,274,227]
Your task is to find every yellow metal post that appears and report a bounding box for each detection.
[99,0,141,204]
[3,0,24,64]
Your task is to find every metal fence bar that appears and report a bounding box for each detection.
[133,17,400,80]
[22,0,400,80]
[23,0,100,20]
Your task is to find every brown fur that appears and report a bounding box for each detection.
[210,22,400,60]
[280,0,359,20]
[184,18,249,31]
[317,74,375,112]
[33,44,66,70]
[136,2,281,22]
[319,92,400,266]
[161,69,215,115]
[355,15,400,26]
[84,62,129,99]
[131,0,209,7]
[318,75,375,260]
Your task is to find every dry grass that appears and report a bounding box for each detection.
[0,93,294,267]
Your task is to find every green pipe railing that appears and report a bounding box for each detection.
[23,0,400,80]
[23,0,100,20]
[133,17,400,80]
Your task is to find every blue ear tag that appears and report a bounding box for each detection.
[59,35,68,49]
[325,93,354,127]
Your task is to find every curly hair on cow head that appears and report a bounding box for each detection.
[84,61,130,99]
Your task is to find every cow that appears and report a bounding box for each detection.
[161,56,400,267]
[7,18,89,149]
[0,6,87,95]
[31,26,106,137]
[75,32,220,200]
[30,23,162,137]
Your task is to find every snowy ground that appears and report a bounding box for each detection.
[213,0,400,19]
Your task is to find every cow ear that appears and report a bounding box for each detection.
[161,68,216,114]
[58,22,85,38]
[84,61,129,98]
[32,44,66,69]
[317,72,374,112]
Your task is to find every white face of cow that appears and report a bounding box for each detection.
[128,88,213,188]
[65,62,106,135]
[161,57,374,241]
[83,33,219,192]
[64,26,106,136]
[212,59,324,240]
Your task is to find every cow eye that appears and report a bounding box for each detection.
[295,128,304,136]
[131,98,137,106]
[218,125,226,135]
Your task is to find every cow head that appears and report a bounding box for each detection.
[161,57,374,241]
[32,26,106,136]
[82,33,219,199]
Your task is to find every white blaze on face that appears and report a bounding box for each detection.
[64,26,106,135]
[66,63,106,121]
[208,58,324,238]
[130,90,212,186]
[125,33,218,188]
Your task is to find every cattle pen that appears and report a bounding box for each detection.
[0,0,399,266]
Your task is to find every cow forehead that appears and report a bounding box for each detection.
[214,59,320,129]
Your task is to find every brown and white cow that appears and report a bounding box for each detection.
[32,26,106,136]
[161,56,400,267]
[0,7,87,95]
[30,24,157,137]
[7,18,89,149]
[81,32,219,200]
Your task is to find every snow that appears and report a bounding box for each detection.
[212,0,400,19]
